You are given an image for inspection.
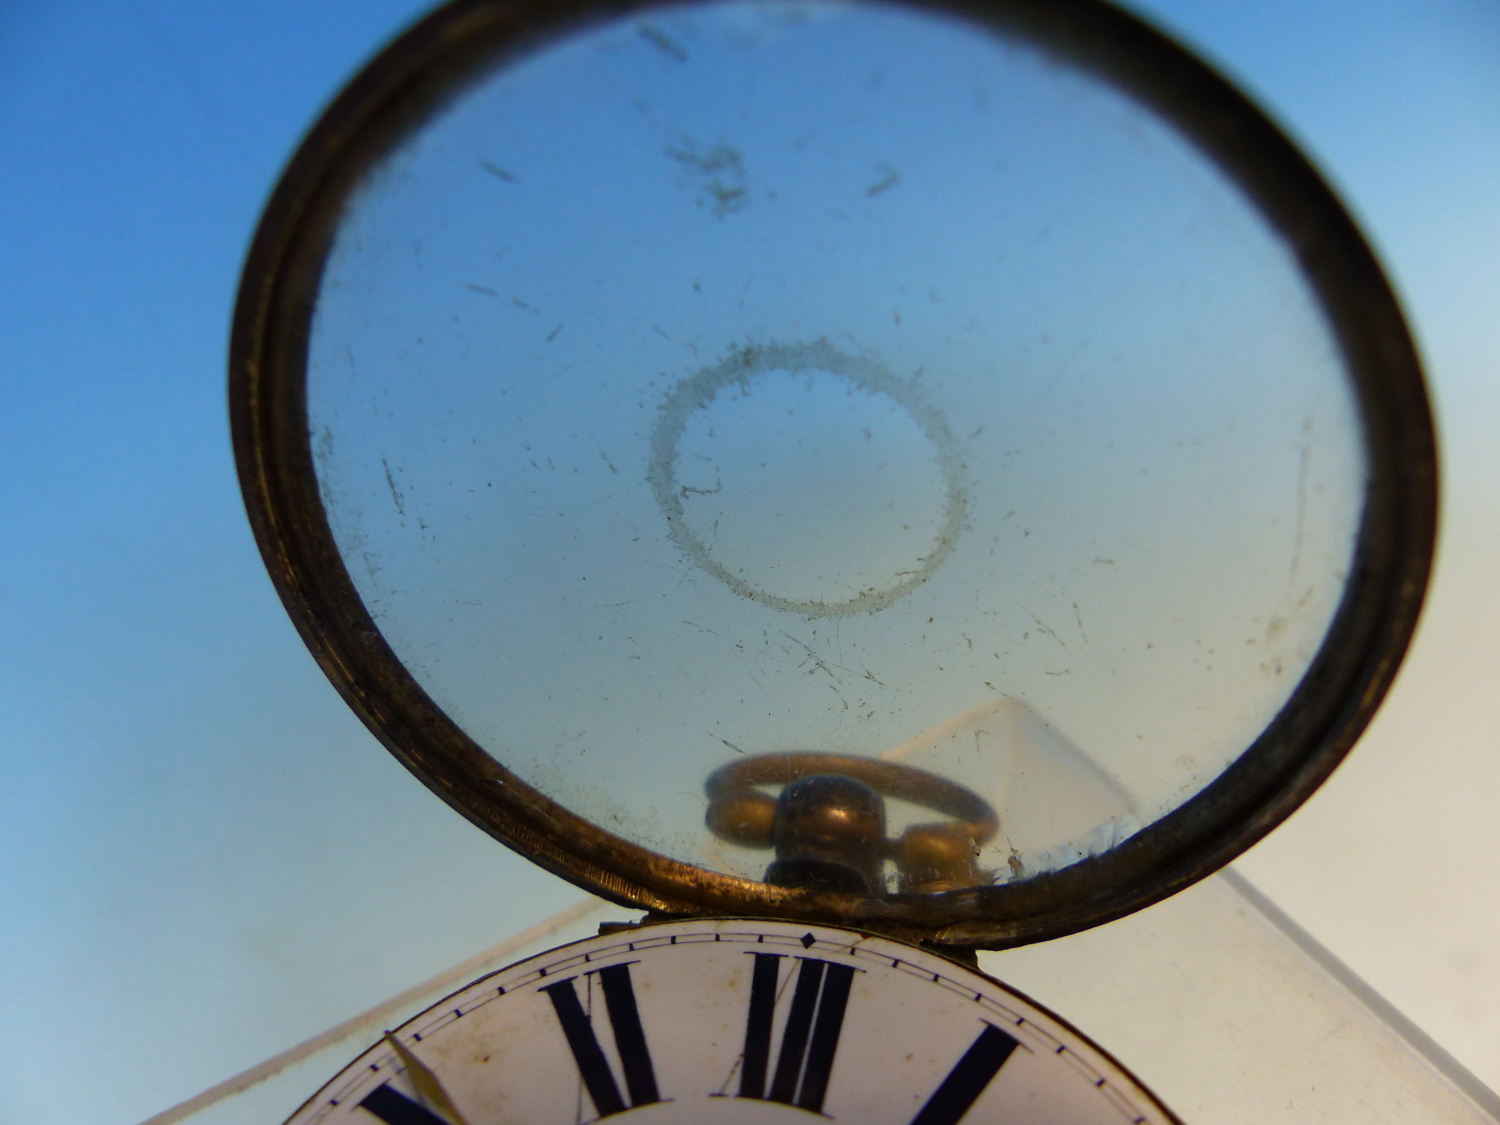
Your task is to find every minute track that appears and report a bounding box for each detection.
[286,920,1178,1125]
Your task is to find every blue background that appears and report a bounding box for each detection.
[1,2,1498,1122]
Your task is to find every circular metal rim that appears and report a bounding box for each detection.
[230,0,1436,948]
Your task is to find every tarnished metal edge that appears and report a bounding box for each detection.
[229,0,1436,948]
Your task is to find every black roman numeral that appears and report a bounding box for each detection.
[540,963,661,1118]
[738,954,856,1114]
[908,1024,1020,1125]
[358,1084,448,1125]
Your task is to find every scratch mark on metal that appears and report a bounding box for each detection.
[639,23,687,61]
[382,458,405,516]
[1020,605,1066,650]
[1292,419,1312,578]
[783,632,840,682]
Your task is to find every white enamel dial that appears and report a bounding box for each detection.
[287,919,1177,1125]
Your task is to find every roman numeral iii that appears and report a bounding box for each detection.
[541,963,661,1118]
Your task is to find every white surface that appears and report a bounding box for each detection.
[141,899,618,1125]
[989,870,1499,1124]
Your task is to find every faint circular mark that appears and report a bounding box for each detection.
[648,340,966,617]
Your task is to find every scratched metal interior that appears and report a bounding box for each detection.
[298,0,1365,891]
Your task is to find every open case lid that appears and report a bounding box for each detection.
[231,0,1434,947]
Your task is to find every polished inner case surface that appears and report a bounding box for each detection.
[231,0,1435,946]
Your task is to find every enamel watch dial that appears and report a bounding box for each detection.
[287,919,1176,1125]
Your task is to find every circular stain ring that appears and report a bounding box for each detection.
[648,340,967,617]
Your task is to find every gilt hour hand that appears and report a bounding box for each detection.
[382,1031,473,1125]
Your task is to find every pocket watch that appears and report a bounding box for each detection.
[229,0,1435,1121]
